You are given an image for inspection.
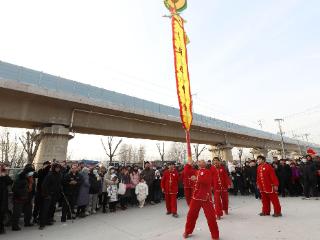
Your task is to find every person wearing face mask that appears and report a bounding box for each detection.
[0,165,13,234]
[11,164,36,231]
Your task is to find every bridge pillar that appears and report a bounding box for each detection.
[251,148,269,158]
[34,125,73,169]
[211,144,234,162]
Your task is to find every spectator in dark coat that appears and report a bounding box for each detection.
[39,163,62,230]
[88,168,100,214]
[11,164,35,231]
[277,160,292,197]
[61,164,82,222]
[248,161,260,199]
[140,162,155,204]
[0,165,13,234]
[302,155,319,199]
[33,161,51,223]
[119,167,132,210]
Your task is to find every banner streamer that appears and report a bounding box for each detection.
[165,0,193,161]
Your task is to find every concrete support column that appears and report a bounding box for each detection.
[34,125,73,169]
[250,148,269,159]
[211,144,234,162]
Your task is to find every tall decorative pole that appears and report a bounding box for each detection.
[164,0,193,162]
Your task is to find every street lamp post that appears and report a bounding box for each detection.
[275,118,286,159]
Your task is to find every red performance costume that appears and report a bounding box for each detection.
[211,165,231,218]
[183,163,196,205]
[184,168,219,239]
[161,168,179,215]
[257,162,282,215]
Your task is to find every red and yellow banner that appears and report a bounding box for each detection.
[165,1,193,161]
[172,14,193,132]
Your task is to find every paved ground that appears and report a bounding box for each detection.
[4,196,320,240]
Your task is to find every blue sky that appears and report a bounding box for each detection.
[0,0,319,159]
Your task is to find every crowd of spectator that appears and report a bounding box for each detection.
[1,154,319,235]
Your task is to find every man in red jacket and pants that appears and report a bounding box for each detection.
[161,162,179,218]
[256,155,282,217]
[211,157,231,219]
[184,159,219,240]
[182,162,196,206]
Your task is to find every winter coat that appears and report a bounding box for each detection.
[103,167,117,192]
[119,173,131,198]
[41,171,62,199]
[135,182,148,202]
[130,172,140,187]
[0,175,13,214]
[302,160,318,183]
[278,164,292,182]
[89,173,100,195]
[77,170,90,206]
[36,165,51,194]
[140,168,155,186]
[107,184,118,202]
[12,172,35,202]
[62,172,82,197]
[248,166,258,183]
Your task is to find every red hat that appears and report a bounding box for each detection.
[307,148,317,156]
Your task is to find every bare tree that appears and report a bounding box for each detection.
[138,145,146,163]
[167,142,185,161]
[238,148,243,166]
[156,142,165,162]
[19,130,41,164]
[101,137,123,163]
[0,128,25,167]
[193,144,207,161]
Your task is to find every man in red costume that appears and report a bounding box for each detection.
[182,162,196,205]
[211,157,231,219]
[256,155,282,217]
[184,159,219,240]
[161,162,179,218]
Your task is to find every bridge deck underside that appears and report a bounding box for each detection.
[0,87,299,152]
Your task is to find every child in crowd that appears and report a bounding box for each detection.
[135,178,149,208]
[108,174,119,212]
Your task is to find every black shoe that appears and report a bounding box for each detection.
[39,226,45,230]
[12,226,21,231]
[259,213,270,216]
[166,212,172,215]
[46,222,54,226]
[272,213,283,217]
[172,214,179,218]
[24,223,34,227]
[61,218,66,223]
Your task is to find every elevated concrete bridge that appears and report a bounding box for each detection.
[0,61,318,166]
